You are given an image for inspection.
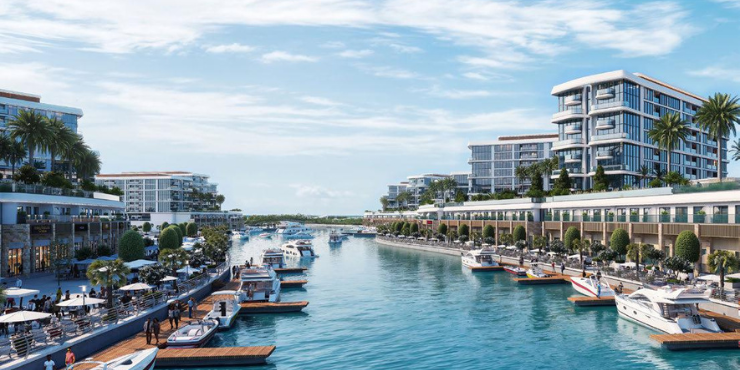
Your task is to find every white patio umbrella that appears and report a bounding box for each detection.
[177,266,198,275]
[0,310,51,323]
[5,288,40,307]
[696,274,721,283]
[160,276,178,282]
[124,259,157,270]
[119,283,154,291]
[56,297,106,307]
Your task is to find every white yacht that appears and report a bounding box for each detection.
[329,231,343,244]
[238,266,281,303]
[615,285,722,334]
[167,319,219,348]
[281,240,318,258]
[571,275,615,298]
[276,221,313,238]
[203,290,240,330]
[461,248,499,269]
[231,231,248,240]
[260,248,286,269]
[76,348,158,370]
[526,263,551,278]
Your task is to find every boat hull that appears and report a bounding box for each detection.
[503,266,527,276]
[570,277,615,298]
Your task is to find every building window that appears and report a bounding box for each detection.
[34,245,50,273]
[8,249,22,276]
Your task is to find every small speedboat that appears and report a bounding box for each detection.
[203,291,241,330]
[231,231,248,240]
[167,319,219,348]
[571,275,615,298]
[259,233,272,239]
[503,265,527,276]
[526,263,551,278]
[281,240,318,258]
[329,232,343,244]
[283,231,314,239]
[74,348,158,370]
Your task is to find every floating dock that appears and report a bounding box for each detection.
[651,332,740,350]
[274,267,308,274]
[469,266,504,271]
[240,301,309,314]
[156,347,276,367]
[567,296,615,306]
[514,275,569,285]
[280,280,308,288]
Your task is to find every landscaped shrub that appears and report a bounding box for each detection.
[118,230,145,262]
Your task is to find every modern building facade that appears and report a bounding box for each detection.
[0,184,127,278]
[385,182,408,210]
[550,70,726,190]
[450,172,470,195]
[406,174,449,208]
[469,134,558,194]
[95,171,241,230]
[365,185,740,271]
[0,89,83,173]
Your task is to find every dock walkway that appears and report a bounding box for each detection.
[651,332,740,350]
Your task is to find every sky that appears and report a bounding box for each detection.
[1,0,740,215]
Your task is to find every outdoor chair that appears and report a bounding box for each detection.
[45,325,63,342]
[30,330,48,348]
[9,334,31,358]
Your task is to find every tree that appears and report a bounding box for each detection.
[159,227,181,250]
[7,109,53,165]
[45,117,77,172]
[663,256,692,277]
[515,165,529,193]
[74,149,101,181]
[118,230,145,262]
[97,245,112,257]
[178,223,187,237]
[732,138,740,162]
[160,222,170,231]
[14,165,40,184]
[552,168,571,195]
[394,222,404,233]
[459,224,469,238]
[63,134,87,181]
[49,243,72,286]
[158,248,189,276]
[401,223,410,236]
[638,165,651,189]
[550,240,567,257]
[708,250,740,292]
[87,259,130,308]
[513,225,526,243]
[482,225,495,239]
[75,247,94,261]
[5,140,26,178]
[454,190,467,203]
[138,264,169,285]
[593,165,609,191]
[675,230,701,270]
[648,112,690,173]
[590,241,606,256]
[572,238,589,265]
[380,196,389,211]
[609,228,630,257]
[395,192,411,209]
[437,223,448,236]
[597,249,618,265]
[627,243,653,273]
[186,222,198,237]
[41,171,72,188]
[664,171,689,186]
[215,194,226,210]
[695,93,740,181]
[563,226,580,252]
[532,236,546,252]
[410,223,419,234]
[499,233,513,246]
[169,225,184,246]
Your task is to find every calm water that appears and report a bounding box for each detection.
[191,229,739,369]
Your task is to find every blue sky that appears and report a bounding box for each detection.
[1,0,740,215]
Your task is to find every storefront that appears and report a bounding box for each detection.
[7,243,23,276]
[33,240,50,273]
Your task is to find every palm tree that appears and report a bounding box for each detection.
[7,110,53,166]
[648,112,690,174]
[45,117,77,172]
[87,259,130,308]
[514,165,528,193]
[695,93,740,181]
[731,138,740,162]
[638,165,651,188]
[707,250,739,295]
[215,194,225,210]
[63,134,88,181]
[159,248,189,277]
[74,149,101,181]
[6,140,26,178]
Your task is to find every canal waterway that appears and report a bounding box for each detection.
[193,228,740,369]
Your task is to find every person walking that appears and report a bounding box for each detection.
[560,262,565,275]
[15,278,22,288]
[144,318,153,345]
[152,318,161,345]
[173,304,181,329]
[167,304,175,328]
[56,288,62,303]
[65,348,76,369]
[44,355,55,370]
[187,297,195,318]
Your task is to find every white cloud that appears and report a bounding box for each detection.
[712,0,740,8]
[337,49,374,58]
[417,85,492,99]
[291,184,354,198]
[300,96,343,106]
[261,51,318,63]
[0,0,696,65]
[388,43,422,53]
[688,66,740,83]
[203,43,255,53]
[362,65,417,79]
[462,72,488,81]
[321,41,345,49]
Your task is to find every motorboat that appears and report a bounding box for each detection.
[571,275,616,298]
[526,263,551,278]
[260,248,286,269]
[166,319,219,348]
[247,226,263,234]
[341,226,377,238]
[503,266,527,276]
[237,266,281,303]
[276,221,313,238]
[281,240,318,258]
[283,231,314,240]
[75,348,158,370]
[461,248,499,269]
[259,232,272,239]
[203,290,240,330]
[329,232,343,244]
[615,285,722,334]
[231,231,248,240]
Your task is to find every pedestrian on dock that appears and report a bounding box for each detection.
[44,355,55,370]
[173,304,181,329]
[617,282,624,294]
[65,347,75,369]
[152,318,161,344]
[188,297,195,318]
[560,262,565,275]
[581,268,586,278]
[144,318,153,345]
[168,304,175,328]
[596,270,602,281]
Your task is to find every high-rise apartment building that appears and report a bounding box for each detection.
[469,134,558,194]
[550,70,726,190]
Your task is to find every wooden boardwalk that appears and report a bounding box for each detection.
[240,301,309,314]
[699,310,740,332]
[274,267,307,274]
[651,332,740,350]
[280,280,308,288]
[156,346,276,367]
[514,273,569,285]
[567,296,615,306]
[469,266,504,271]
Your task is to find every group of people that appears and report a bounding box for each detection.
[143,297,197,345]
[43,348,76,370]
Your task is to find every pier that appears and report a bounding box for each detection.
[469,265,504,271]
[567,296,615,306]
[513,273,569,285]
[156,347,276,367]
[651,332,740,350]
[240,301,309,314]
[274,267,308,274]
[281,279,308,288]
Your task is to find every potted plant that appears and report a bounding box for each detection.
[694,210,706,223]
[630,210,638,222]
[607,211,615,222]
[546,211,553,221]
[660,210,670,223]
[527,212,533,221]
[563,211,570,221]
[582,211,589,222]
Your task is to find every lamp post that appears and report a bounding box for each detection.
[80,285,87,311]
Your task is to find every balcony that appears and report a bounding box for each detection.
[590,164,631,172]
[591,100,629,113]
[590,132,628,143]
[553,167,583,175]
[552,138,585,150]
[595,87,615,100]
[595,150,614,160]
[563,154,582,164]
[595,118,615,130]
[564,124,581,135]
[564,94,582,106]
[551,107,584,123]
